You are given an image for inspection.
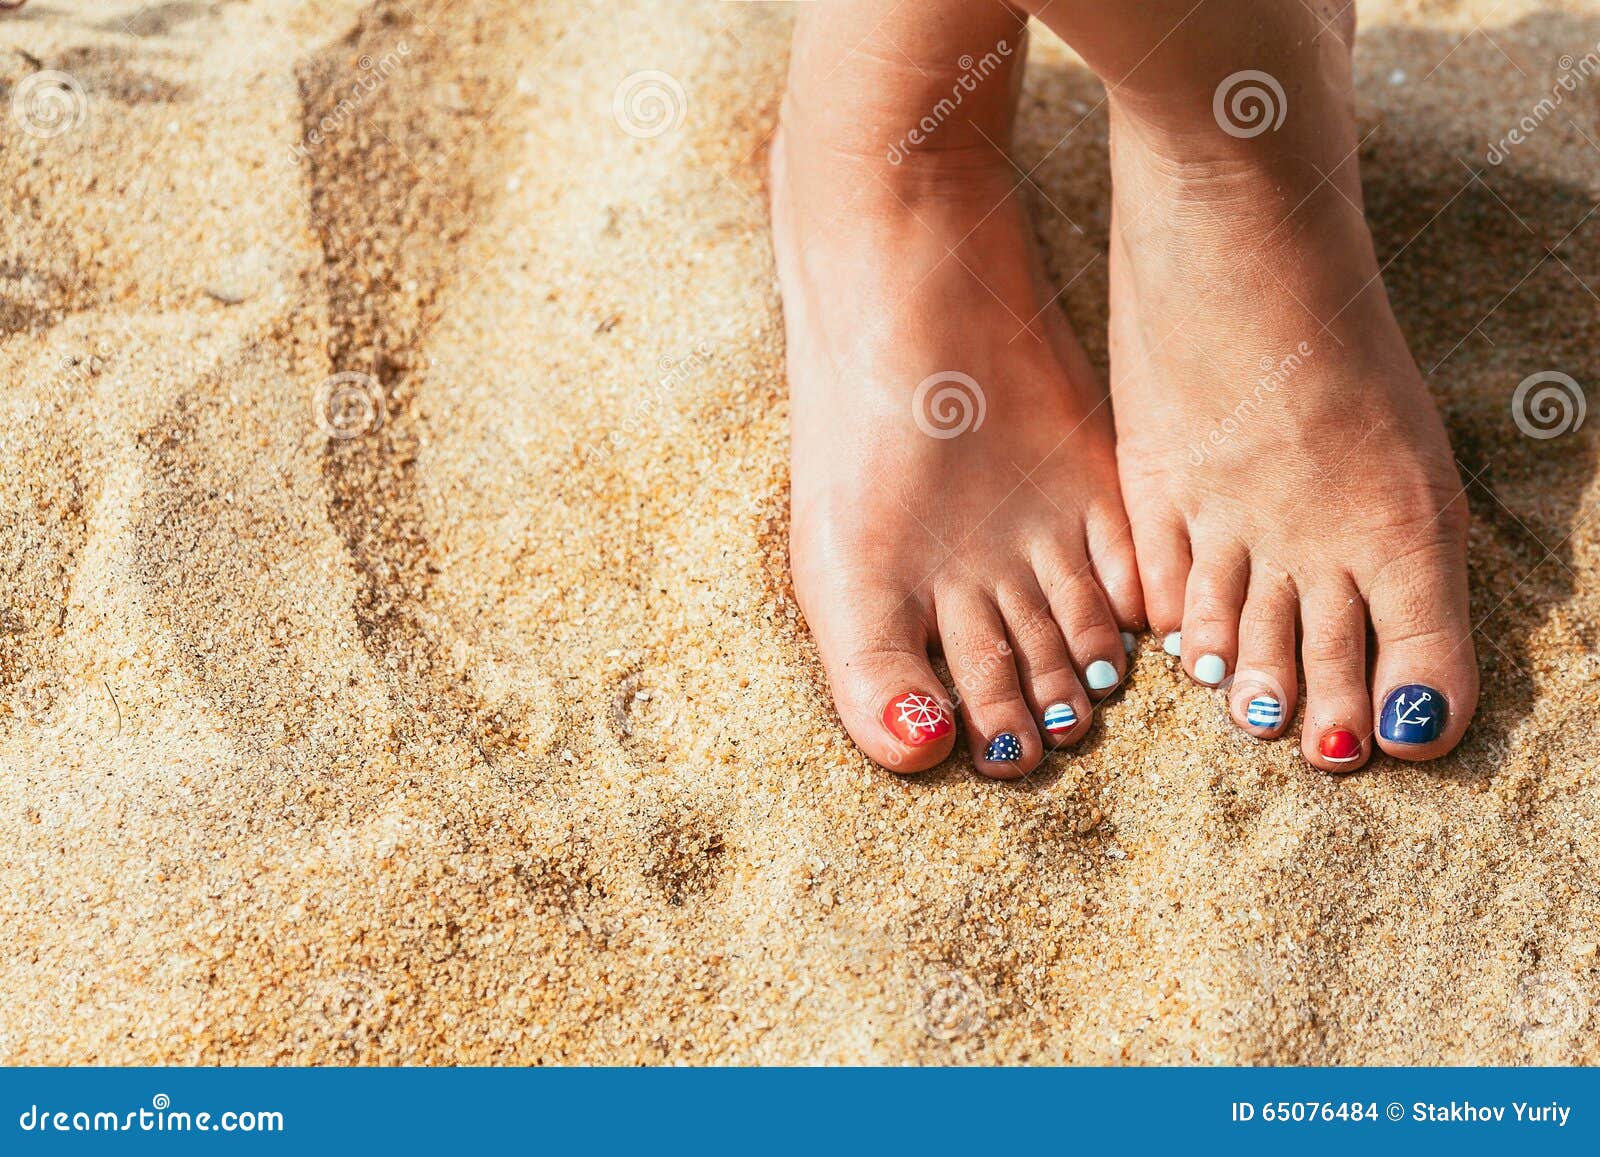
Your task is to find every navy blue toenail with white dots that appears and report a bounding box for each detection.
[1379,684,1446,744]
[984,732,1022,763]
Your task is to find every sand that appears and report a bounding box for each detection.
[0,0,1597,1064]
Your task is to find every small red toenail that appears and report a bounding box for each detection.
[883,692,952,747]
[1318,728,1363,764]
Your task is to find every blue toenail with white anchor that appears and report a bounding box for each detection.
[984,732,1022,763]
[1379,684,1446,745]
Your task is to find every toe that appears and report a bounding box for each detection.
[1366,540,1477,761]
[1128,509,1191,637]
[996,581,1093,749]
[808,590,955,774]
[1037,547,1129,701]
[940,591,1042,779]
[1298,579,1373,773]
[1085,511,1147,630]
[1180,536,1248,687]
[1230,567,1298,738]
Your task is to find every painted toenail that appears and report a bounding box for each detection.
[1085,660,1119,690]
[983,732,1023,763]
[1245,696,1283,729]
[1163,631,1182,656]
[1318,728,1363,765]
[1379,684,1446,745]
[1043,703,1077,736]
[1194,653,1227,685]
[882,692,952,747]
[1120,631,1136,654]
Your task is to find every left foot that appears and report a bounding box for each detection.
[1105,7,1478,771]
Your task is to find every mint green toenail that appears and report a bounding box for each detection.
[1121,631,1136,654]
[1163,632,1182,656]
[1086,660,1119,691]
[1194,653,1227,685]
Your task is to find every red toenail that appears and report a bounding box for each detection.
[1318,728,1362,764]
[883,692,952,746]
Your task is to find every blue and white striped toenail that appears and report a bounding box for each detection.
[1245,696,1283,728]
[1085,660,1119,691]
[1043,703,1077,735]
[1379,684,1446,745]
[984,732,1023,763]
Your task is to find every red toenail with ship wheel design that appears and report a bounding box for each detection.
[883,692,953,747]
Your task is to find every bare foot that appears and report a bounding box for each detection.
[1105,8,1477,771]
[771,118,1142,778]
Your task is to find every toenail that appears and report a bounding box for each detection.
[1120,631,1136,654]
[983,732,1023,763]
[882,692,952,747]
[1318,728,1363,765]
[1163,631,1182,656]
[1194,653,1227,685]
[1085,660,1120,690]
[1379,684,1446,745]
[1245,695,1283,729]
[1042,703,1077,737]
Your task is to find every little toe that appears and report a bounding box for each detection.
[940,592,1042,779]
[1230,569,1298,738]
[1129,510,1190,638]
[1299,579,1374,773]
[1366,542,1478,761]
[1180,538,1248,688]
[1085,511,1147,631]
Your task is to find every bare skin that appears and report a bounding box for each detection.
[777,1,1477,775]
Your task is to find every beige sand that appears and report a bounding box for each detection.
[1,0,1597,1064]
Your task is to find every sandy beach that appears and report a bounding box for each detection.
[1,0,1598,1063]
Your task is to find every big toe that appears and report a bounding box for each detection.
[1367,537,1477,761]
[809,590,956,774]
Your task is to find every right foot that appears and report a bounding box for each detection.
[771,121,1143,779]
[1102,6,1478,771]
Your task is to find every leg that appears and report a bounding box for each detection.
[1011,0,1478,770]
[775,2,1143,777]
